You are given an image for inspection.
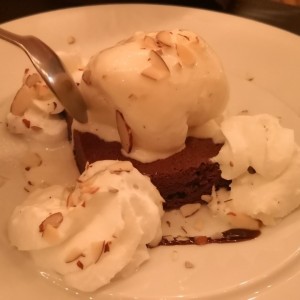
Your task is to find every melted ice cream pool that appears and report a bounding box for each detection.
[210,114,300,226]
[75,29,229,162]
[8,160,164,292]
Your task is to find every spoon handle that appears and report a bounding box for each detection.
[0,27,24,46]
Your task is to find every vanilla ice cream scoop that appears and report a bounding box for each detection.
[8,160,164,292]
[77,29,229,162]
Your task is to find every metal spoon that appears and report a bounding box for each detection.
[0,27,88,123]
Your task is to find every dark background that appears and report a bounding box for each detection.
[1,0,300,35]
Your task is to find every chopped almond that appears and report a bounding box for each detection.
[116,111,133,153]
[141,50,170,81]
[39,212,63,233]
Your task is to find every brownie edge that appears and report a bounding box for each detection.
[73,130,231,210]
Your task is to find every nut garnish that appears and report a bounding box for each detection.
[24,73,41,87]
[21,151,42,171]
[156,31,173,47]
[81,186,99,195]
[39,212,64,233]
[10,85,34,116]
[201,194,212,203]
[108,161,133,174]
[226,212,261,230]
[36,84,53,100]
[184,261,195,269]
[143,36,158,50]
[66,189,86,208]
[31,125,43,132]
[104,241,111,253]
[91,241,106,263]
[116,111,133,153]
[82,70,92,85]
[108,187,119,193]
[179,203,201,218]
[177,33,190,42]
[176,44,196,67]
[141,50,170,81]
[247,166,256,174]
[22,118,31,128]
[77,260,84,270]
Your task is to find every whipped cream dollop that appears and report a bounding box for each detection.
[210,114,300,225]
[6,52,83,144]
[76,29,229,162]
[8,160,164,292]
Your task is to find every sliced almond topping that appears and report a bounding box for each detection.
[21,152,42,170]
[39,212,64,233]
[108,161,133,174]
[91,241,105,264]
[108,187,119,193]
[142,36,158,50]
[81,186,99,195]
[82,70,92,85]
[177,33,190,42]
[179,203,201,218]
[78,172,98,186]
[22,118,31,128]
[141,50,170,81]
[116,111,133,153]
[10,85,34,116]
[66,189,83,208]
[176,44,196,67]
[77,260,84,270]
[35,84,53,100]
[50,101,64,114]
[65,248,84,263]
[201,194,212,203]
[226,212,261,230]
[184,261,195,269]
[31,126,43,132]
[24,73,41,87]
[156,31,173,47]
[104,241,111,253]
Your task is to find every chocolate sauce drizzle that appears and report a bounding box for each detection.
[159,228,261,246]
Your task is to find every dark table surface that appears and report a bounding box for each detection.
[1,0,300,35]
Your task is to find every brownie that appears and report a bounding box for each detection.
[73,130,230,210]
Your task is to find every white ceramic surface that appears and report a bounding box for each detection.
[0,4,300,300]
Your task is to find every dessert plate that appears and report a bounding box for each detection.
[1,4,300,300]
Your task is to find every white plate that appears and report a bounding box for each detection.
[1,4,300,300]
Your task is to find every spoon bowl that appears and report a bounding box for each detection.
[0,27,88,123]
